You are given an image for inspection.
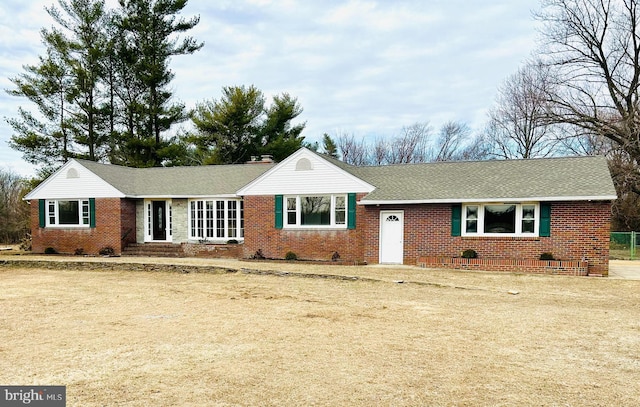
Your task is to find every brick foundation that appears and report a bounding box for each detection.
[417,256,589,276]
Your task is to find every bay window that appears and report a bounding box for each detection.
[462,203,539,236]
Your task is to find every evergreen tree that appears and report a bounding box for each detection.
[7,0,202,170]
[188,86,306,164]
[113,0,203,166]
[7,49,75,170]
[321,133,339,158]
[45,0,110,161]
[258,93,306,162]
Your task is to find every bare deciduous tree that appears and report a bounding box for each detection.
[0,169,30,244]
[371,137,389,166]
[334,121,482,166]
[458,134,493,161]
[337,132,369,166]
[537,0,640,189]
[486,63,558,159]
[431,121,470,161]
[387,122,431,164]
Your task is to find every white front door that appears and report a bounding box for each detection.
[379,210,404,264]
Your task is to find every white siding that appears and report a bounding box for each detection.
[25,160,125,200]
[237,149,374,196]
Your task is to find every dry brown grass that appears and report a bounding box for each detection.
[1,263,639,406]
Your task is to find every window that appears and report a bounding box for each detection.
[46,199,90,227]
[335,196,346,225]
[189,199,244,241]
[301,196,330,225]
[285,195,348,228]
[462,203,538,236]
[228,200,237,238]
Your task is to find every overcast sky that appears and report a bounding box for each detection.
[0,0,542,176]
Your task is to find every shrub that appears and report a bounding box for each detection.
[540,252,555,261]
[44,247,57,254]
[461,249,477,259]
[253,249,265,259]
[285,251,298,261]
[99,246,115,256]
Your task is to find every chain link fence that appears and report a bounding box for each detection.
[610,232,639,260]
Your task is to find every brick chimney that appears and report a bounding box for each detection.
[246,155,274,164]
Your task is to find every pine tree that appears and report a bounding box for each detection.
[113,0,203,166]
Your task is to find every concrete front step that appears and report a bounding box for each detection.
[122,243,185,258]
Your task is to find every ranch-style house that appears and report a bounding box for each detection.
[25,148,617,276]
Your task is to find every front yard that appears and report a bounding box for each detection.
[0,262,639,406]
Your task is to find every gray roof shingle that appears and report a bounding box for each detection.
[77,152,616,202]
[320,154,616,202]
[77,159,275,197]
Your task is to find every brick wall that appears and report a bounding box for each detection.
[120,199,137,249]
[242,195,366,263]
[417,257,589,276]
[31,198,135,256]
[362,201,611,275]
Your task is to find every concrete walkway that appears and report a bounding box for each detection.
[608,260,640,280]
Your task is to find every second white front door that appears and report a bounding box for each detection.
[379,210,404,264]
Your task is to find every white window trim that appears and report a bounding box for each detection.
[284,194,347,229]
[46,199,90,228]
[462,202,539,237]
[188,198,244,242]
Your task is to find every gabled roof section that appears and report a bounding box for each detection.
[24,159,126,200]
[237,148,375,196]
[354,155,617,204]
[25,159,276,200]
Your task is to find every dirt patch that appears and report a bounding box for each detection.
[1,265,639,406]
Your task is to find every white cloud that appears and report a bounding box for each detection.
[0,0,542,175]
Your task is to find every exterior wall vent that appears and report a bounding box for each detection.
[295,158,313,171]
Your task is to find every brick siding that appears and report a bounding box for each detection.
[31,198,135,256]
[31,196,611,276]
[362,201,611,275]
[242,195,367,263]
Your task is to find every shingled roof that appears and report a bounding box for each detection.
[319,154,617,203]
[76,159,275,197]
[65,151,616,203]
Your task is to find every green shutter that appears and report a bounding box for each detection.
[89,198,96,228]
[38,199,46,228]
[539,202,551,237]
[347,193,357,230]
[275,195,283,229]
[451,204,461,237]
